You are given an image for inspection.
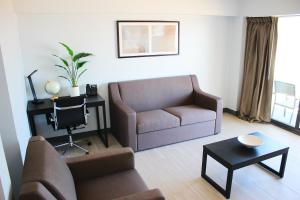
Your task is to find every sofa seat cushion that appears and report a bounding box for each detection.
[164,105,216,126]
[137,110,180,134]
[75,169,148,200]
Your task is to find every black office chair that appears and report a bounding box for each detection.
[50,95,90,155]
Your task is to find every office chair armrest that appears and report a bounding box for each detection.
[112,189,165,200]
[65,147,134,181]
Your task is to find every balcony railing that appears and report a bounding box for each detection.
[271,81,299,127]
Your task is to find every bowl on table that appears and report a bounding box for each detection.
[237,134,264,148]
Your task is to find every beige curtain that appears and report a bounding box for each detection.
[239,17,278,122]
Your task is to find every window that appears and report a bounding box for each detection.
[271,16,300,131]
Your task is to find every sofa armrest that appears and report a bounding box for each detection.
[112,100,137,151]
[194,89,223,134]
[109,83,138,151]
[65,147,134,181]
[112,189,165,200]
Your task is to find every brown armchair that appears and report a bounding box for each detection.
[20,136,164,200]
[109,75,222,152]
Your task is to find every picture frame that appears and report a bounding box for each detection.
[117,21,180,58]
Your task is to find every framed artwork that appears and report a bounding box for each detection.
[117,21,180,58]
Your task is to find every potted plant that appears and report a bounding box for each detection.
[53,42,93,97]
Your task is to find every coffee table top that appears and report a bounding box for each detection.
[204,132,289,169]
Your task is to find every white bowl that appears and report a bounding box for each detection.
[237,135,264,148]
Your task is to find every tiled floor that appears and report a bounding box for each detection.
[62,113,300,200]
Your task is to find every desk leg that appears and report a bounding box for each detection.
[95,106,108,148]
[96,106,101,130]
[27,114,37,136]
[102,103,108,147]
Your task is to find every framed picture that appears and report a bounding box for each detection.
[117,21,180,58]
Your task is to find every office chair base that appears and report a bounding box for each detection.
[55,141,89,155]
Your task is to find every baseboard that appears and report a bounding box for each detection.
[271,119,300,135]
[223,108,239,116]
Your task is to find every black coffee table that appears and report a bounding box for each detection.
[201,132,289,199]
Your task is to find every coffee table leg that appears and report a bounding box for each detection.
[279,152,288,178]
[201,148,234,199]
[201,149,208,177]
[225,169,234,198]
[257,151,288,178]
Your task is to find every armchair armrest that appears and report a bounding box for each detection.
[194,89,223,134]
[20,182,57,200]
[65,147,134,181]
[112,189,165,200]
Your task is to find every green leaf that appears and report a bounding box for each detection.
[54,64,68,70]
[52,54,69,67]
[59,42,74,56]
[54,64,70,74]
[76,61,88,70]
[58,75,71,84]
[77,69,87,80]
[73,52,93,62]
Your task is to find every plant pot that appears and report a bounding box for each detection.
[70,86,80,97]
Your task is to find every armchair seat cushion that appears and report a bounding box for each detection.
[137,110,180,134]
[164,105,216,126]
[75,169,148,200]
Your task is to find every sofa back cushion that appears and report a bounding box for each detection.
[22,136,77,200]
[118,75,194,112]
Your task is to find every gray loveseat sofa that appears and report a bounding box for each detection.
[109,75,222,151]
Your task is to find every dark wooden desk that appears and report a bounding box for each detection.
[27,95,108,147]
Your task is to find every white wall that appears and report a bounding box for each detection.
[0,47,24,199]
[12,0,240,16]
[12,0,300,17]
[14,1,300,119]
[0,0,30,161]
[240,0,300,16]
[16,12,243,137]
[0,0,31,198]
[222,17,246,110]
[0,134,12,200]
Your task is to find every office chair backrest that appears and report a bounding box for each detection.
[54,95,87,130]
[274,81,295,97]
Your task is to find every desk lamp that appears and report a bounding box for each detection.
[27,69,44,104]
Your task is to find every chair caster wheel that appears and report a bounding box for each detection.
[87,142,92,146]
